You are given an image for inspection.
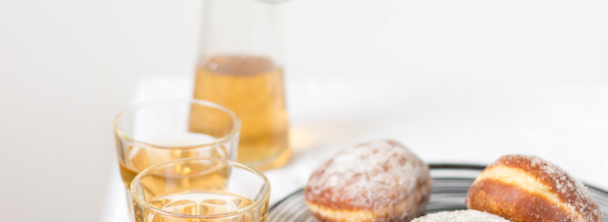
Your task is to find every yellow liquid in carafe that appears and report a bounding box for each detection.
[192,55,290,169]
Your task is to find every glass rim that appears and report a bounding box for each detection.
[113,99,241,150]
[129,157,271,218]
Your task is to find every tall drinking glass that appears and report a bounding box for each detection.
[130,158,271,222]
[114,99,240,220]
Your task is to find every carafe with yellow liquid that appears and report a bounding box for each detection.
[192,0,290,170]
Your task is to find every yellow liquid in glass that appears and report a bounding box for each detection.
[150,189,255,215]
[118,134,225,189]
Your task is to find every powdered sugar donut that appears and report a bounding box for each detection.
[466,155,602,222]
[304,140,432,221]
[412,210,511,222]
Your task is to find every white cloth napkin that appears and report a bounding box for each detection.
[101,77,608,222]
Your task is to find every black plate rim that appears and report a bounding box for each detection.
[269,163,608,212]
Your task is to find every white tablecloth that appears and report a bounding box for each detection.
[101,77,608,222]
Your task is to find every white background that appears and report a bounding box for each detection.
[1,0,608,221]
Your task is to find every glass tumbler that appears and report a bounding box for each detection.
[130,158,271,222]
[114,99,241,220]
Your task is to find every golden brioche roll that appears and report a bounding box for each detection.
[304,140,432,222]
[412,210,511,222]
[466,155,602,222]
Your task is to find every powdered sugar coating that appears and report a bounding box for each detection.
[305,140,431,211]
[494,155,602,221]
[412,210,511,222]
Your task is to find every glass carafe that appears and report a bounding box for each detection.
[192,0,290,170]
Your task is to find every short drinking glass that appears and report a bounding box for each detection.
[114,99,241,220]
[130,158,271,222]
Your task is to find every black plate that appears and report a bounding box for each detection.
[268,164,608,222]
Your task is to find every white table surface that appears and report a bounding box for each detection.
[101,77,608,222]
